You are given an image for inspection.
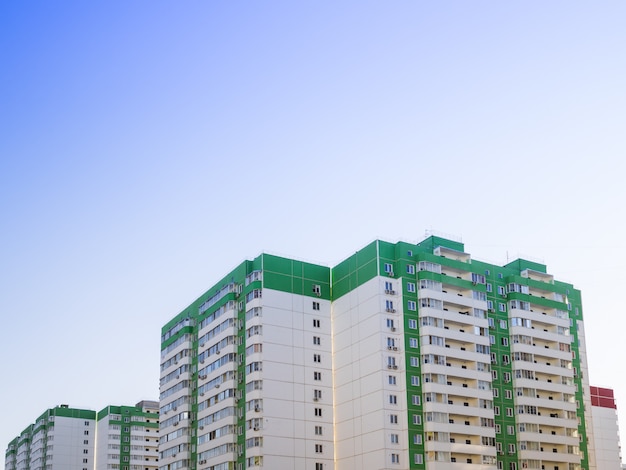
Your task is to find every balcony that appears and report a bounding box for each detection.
[425,421,495,439]
[514,413,578,429]
[515,395,576,413]
[514,377,573,395]
[511,342,572,362]
[517,431,578,447]
[518,449,580,464]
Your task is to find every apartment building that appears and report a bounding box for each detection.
[159,254,333,470]
[332,237,593,470]
[4,405,96,470]
[5,401,159,470]
[95,400,160,470]
[159,235,596,470]
[590,386,622,469]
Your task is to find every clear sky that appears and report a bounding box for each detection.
[1,1,625,465]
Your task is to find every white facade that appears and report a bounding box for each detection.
[247,289,333,468]
[590,387,622,470]
[44,415,95,469]
[333,276,410,469]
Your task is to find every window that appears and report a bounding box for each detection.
[313,354,321,363]
[315,444,323,453]
[407,300,417,311]
[313,319,320,328]
[83,440,89,445]
[504,372,511,382]
[386,300,395,312]
[314,371,321,381]
[313,336,321,345]
[506,407,513,417]
[413,415,421,425]
[391,433,399,444]
[499,302,506,312]
[389,394,397,404]
[414,434,422,444]
[314,408,322,417]
[486,283,492,292]
[315,464,324,470]
[84,421,90,426]
[498,286,506,295]
[472,272,486,284]
[412,395,420,405]
[411,376,420,386]
[314,389,322,399]
[407,264,415,274]
[488,317,495,328]
[500,320,507,329]
[408,319,417,329]
[84,430,89,435]
[501,338,508,346]
[384,263,394,274]
[505,390,512,399]
[473,291,487,301]
[410,357,419,367]
[388,375,397,385]
[507,425,514,435]
[315,425,322,435]
[407,282,416,293]
[312,284,321,296]
[391,453,400,464]
[390,414,398,424]
[312,301,320,310]
[494,406,500,416]
[414,454,423,464]
[409,337,418,348]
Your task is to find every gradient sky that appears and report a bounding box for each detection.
[2,1,626,466]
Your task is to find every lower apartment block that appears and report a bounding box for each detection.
[5,404,96,470]
[160,235,601,470]
[5,402,158,470]
[95,400,160,470]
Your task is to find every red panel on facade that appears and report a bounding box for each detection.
[597,387,615,398]
[590,386,617,408]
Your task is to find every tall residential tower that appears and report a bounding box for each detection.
[159,255,333,470]
[159,235,595,470]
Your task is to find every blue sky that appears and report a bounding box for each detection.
[2,1,626,464]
